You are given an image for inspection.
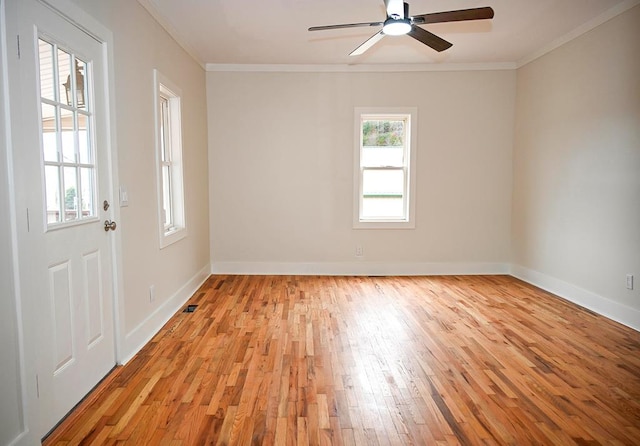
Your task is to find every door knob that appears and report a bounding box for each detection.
[104,220,117,231]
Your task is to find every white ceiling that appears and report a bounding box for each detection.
[139,0,638,68]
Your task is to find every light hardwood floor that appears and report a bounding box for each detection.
[44,275,640,445]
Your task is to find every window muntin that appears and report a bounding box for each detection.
[154,70,186,247]
[38,38,96,227]
[354,108,417,228]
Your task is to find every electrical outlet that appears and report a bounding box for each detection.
[355,245,364,257]
[149,285,156,302]
[626,274,634,290]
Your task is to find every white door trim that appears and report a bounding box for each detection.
[1,0,29,444]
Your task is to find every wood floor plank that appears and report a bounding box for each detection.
[44,275,640,445]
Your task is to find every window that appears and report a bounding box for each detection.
[154,70,186,247]
[38,38,97,228]
[354,107,417,229]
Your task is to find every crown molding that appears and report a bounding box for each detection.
[205,62,517,73]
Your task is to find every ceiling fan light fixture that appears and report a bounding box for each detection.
[309,4,494,55]
[382,18,411,36]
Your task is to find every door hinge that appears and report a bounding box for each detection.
[16,35,20,59]
[36,374,40,398]
[26,208,30,232]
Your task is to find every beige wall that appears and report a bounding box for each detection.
[207,70,516,272]
[512,5,640,321]
[68,0,211,353]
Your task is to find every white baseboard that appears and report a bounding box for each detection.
[510,264,640,332]
[211,261,510,276]
[8,430,29,446]
[119,264,211,364]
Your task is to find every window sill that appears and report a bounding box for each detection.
[159,226,187,248]
[353,220,415,230]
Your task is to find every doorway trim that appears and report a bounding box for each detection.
[1,0,29,444]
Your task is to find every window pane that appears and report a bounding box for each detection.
[41,103,58,162]
[362,197,404,219]
[362,169,404,197]
[60,107,75,163]
[162,164,172,227]
[63,167,78,221]
[362,120,404,147]
[38,40,55,101]
[362,169,405,219]
[45,165,61,224]
[78,113,91,164]
[75,58,88,110]
[362,145,404,167]
[58,49,72,106]
[80,167,95,218]
[160,98,169,162]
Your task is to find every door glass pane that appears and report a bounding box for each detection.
[41,103,58,162]
[38,40,55,101]
[39,37,97,227]
[45,165,61,224]
[80,168,94,218]
[63,167,78,221]
[78,113,90,164]
[60,107,75,163]
[57,49,72,106]
[75,58,88,110]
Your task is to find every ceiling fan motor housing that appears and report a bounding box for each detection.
[383,2,411,35]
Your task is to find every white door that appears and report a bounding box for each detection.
[13,0,116,437]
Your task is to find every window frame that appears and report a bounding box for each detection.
[153,69,186,248]
[37,37,99,230]
[353,107,417,229]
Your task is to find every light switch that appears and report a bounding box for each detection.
[119,186,129,207]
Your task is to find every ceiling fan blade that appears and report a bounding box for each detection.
[349,31,385,56]
[407,26,452,52]
[412,7,494,25]
[309,21,383,31]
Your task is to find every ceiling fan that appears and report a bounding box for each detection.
[308,0,494,56]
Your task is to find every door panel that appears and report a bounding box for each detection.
[49,261,74,373]
[15,0,116,436]
[83,250,104,347]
